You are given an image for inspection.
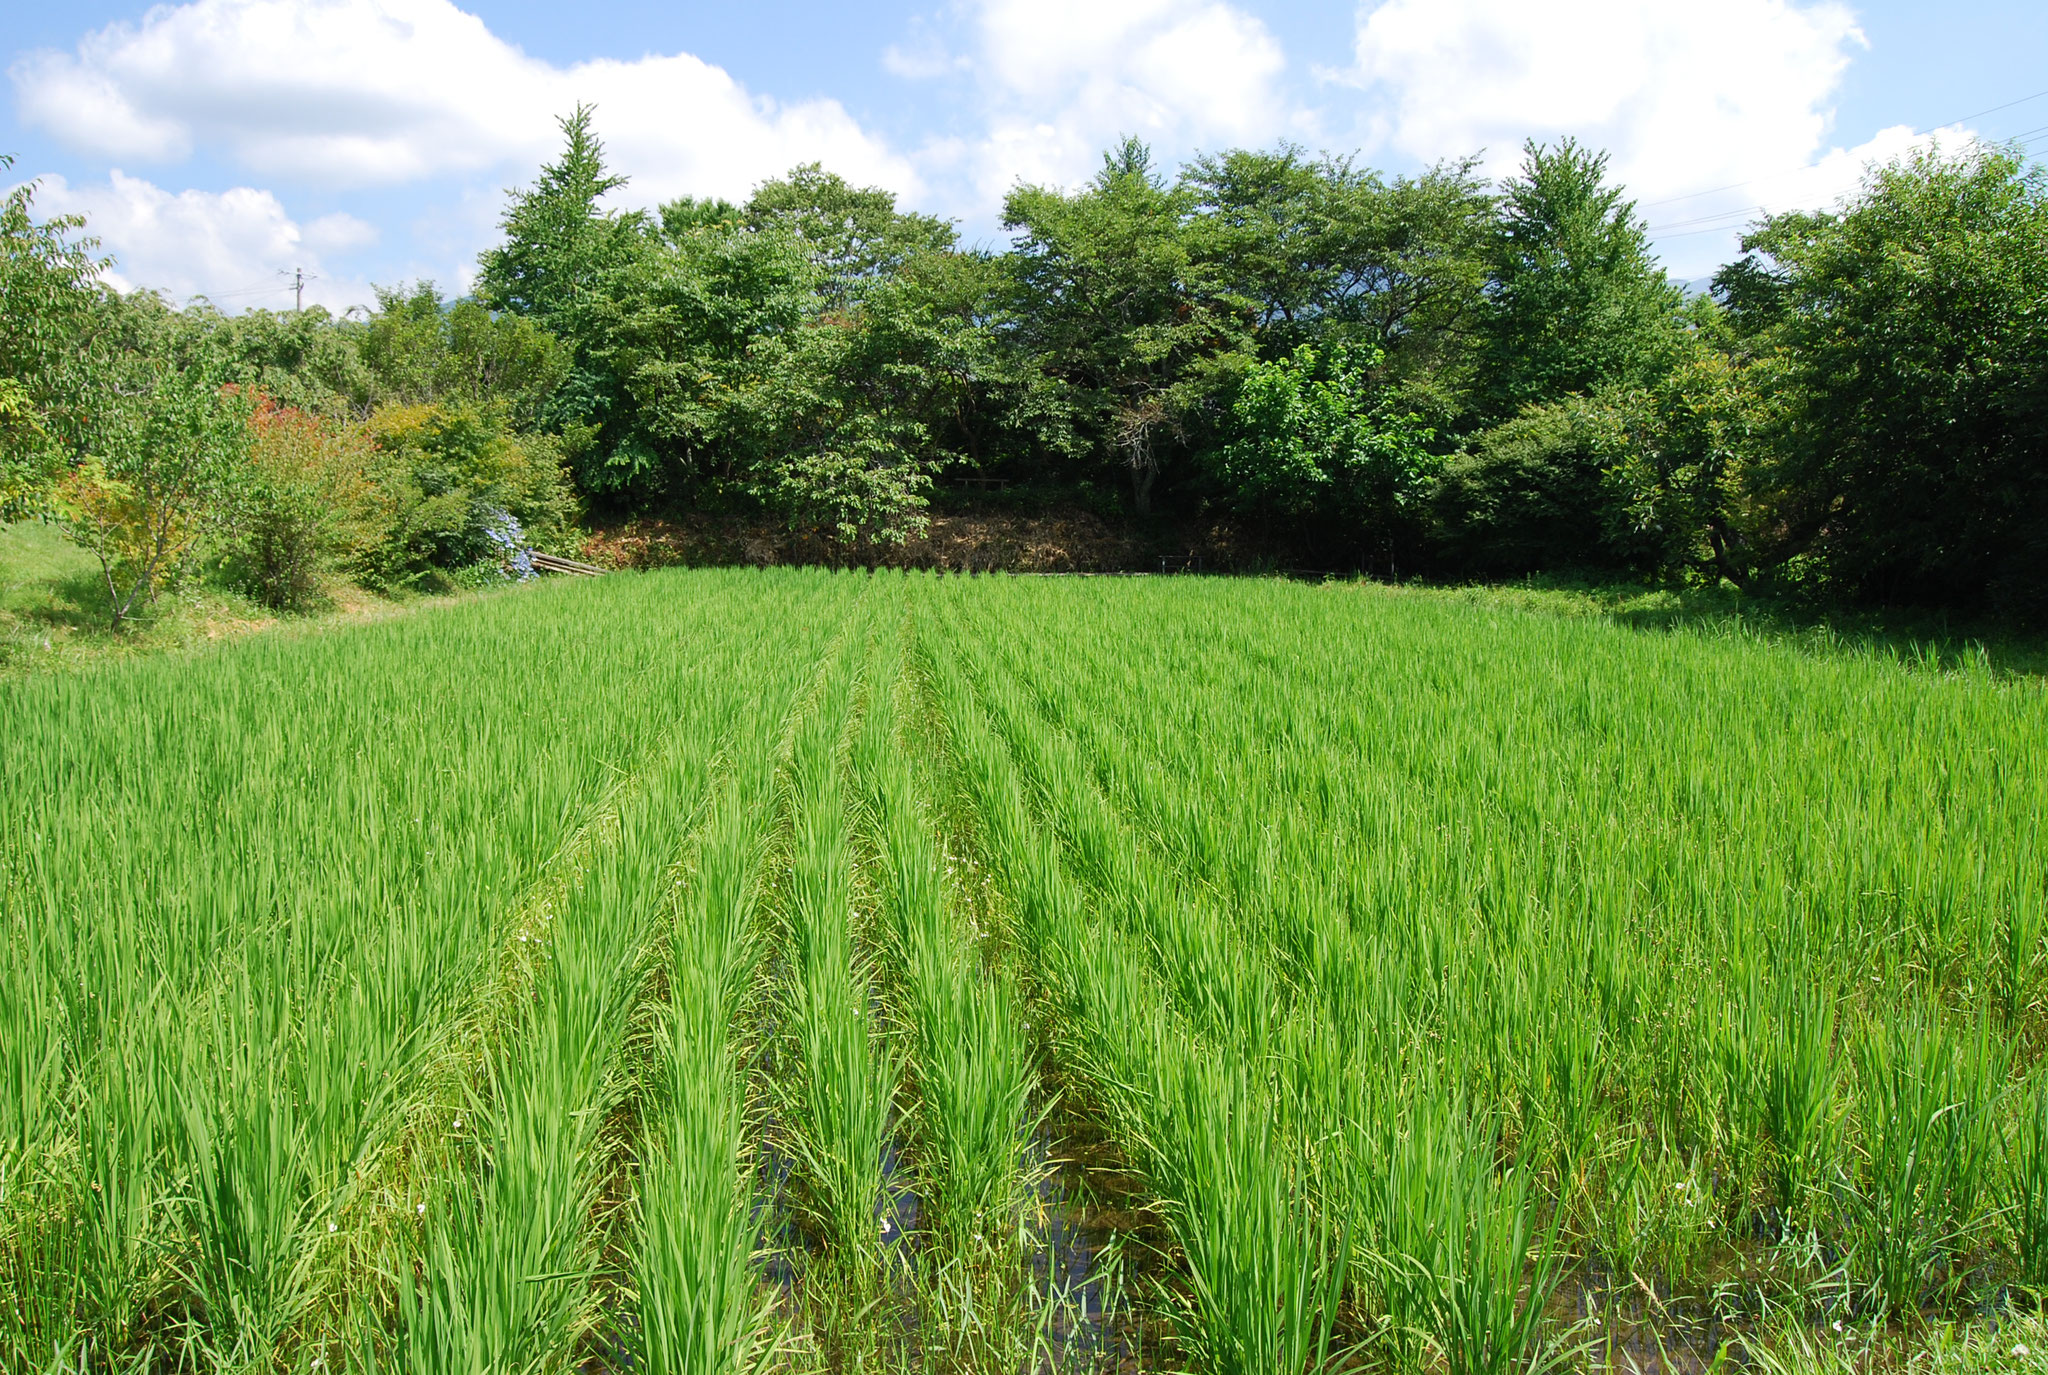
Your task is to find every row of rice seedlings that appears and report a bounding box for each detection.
[923,627,1347,1374]
[1,576,771,1370]
[388,617,777,1371]
[846,601,1043,1368]
[855,612,1036,1255]
[624,742,780,1374]
[618,588,869,1375]
[769,612,902,1320]
[936,575,2047,1340]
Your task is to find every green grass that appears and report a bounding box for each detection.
[3,567,2044,1372]
[0,518,453,678]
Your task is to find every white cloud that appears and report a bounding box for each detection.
[1641,122,1977,277]
[1351,0,1865,199]
[1341,0,1920,274]
[28,170,377,312]
[11,0,920,208]
[927,0,1295,209]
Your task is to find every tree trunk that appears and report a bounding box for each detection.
[1123,419,1156,516]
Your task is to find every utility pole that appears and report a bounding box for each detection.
[293,267,305,312]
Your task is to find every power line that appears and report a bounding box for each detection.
[1646,203,1766,233]
[1638,82,2048,214]
[200,282,290,300]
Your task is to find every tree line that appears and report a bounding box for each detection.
[3,116,2044,620]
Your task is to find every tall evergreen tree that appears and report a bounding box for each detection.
[476,106,653,496]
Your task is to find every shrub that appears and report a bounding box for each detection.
[1433,397,1627,576]
[353,403,576,587]
[1212,343,1438,565]
[225,395,376,612]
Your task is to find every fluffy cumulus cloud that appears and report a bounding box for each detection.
[1351,0,1864,192]
[1343,0,1972,273]
[899,0,1296,208]
[11,0,920,206]
[5,0,1968,302]
[29,170,378,310]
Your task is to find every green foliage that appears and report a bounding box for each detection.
[1184,146,1494,419]
[1213,343,1437,554]
[11,130,2047,614]
[1435,396,1628,574]
[744,162,956,305]
[1004,138,1251,512]
[475,106,652,495]
[0,377,55,520]
[0,156,110,515]
[1476,139,1683,423]
[51,356,253,625]
[359,281,569,427]
[1844,1014,2009,1314]
[177,302,376,416]
[1596,326,1772,584]
[1718,144,2048,615]
[354,402,575,586]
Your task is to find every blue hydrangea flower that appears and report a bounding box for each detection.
[479,506,536,580]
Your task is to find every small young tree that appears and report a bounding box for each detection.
[53,361,251,626]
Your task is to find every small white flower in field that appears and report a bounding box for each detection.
[416,1202,426,1215]
[2017,1344,2031,1357]
[453,1118,462,1130]
[880,1217,893,1236]
[1832,1320,1842,1332]
[328,1222,338,1233]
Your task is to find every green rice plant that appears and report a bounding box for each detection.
[1147,1053,1349,1375]
[853,626,1035,1258]
[776,665,898,1281]
[1371,1090,1568,1375]
[1845,1011,2010,1314]
[2011,1077,2048,1295]
[1763,980,1840,1232]
[176,1056,323,1369]
[628,723,788,1375]
[1998,1081,2048,1295]
[2003,894,2045,1028]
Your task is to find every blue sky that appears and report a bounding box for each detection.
[5,0,2045,312]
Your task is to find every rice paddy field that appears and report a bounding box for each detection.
[2,568,2046,1375]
